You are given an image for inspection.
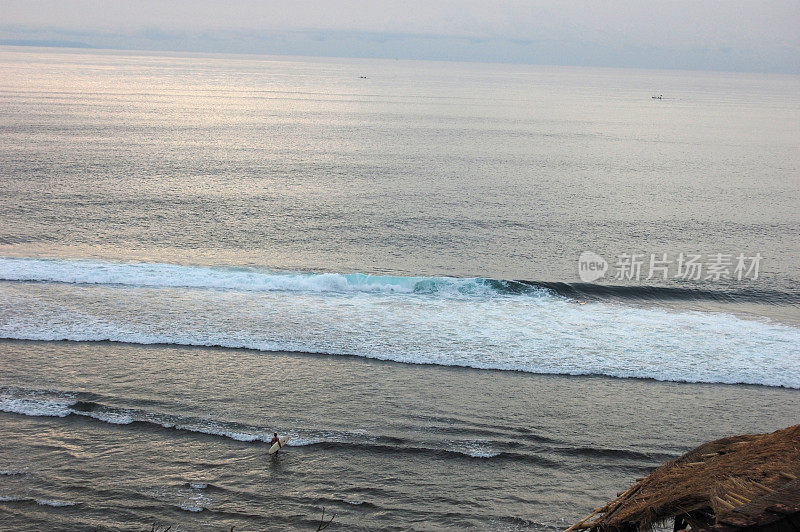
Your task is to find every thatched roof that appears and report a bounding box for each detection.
[695,477,800,531]
[567,425,800,532]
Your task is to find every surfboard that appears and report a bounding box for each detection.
[268,436,290,454]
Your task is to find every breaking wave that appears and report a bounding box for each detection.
[1,257,799,387]
[4,257,795,303]
[0,257,535,298]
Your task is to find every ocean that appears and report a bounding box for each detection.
[0,46,798,530]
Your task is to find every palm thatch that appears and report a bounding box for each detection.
[567,425,800,532]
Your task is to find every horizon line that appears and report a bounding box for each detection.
[2,40,800,78]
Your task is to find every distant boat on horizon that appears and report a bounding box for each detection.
[652,94,663,99]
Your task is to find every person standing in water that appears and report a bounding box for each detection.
[270,433,282,454]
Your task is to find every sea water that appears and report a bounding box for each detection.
[0,46,798,530]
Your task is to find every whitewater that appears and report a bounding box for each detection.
[2,257,798,388]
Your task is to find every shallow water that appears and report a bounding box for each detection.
[1,340,798,530]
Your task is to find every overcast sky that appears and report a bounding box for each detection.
[1,0,798,73]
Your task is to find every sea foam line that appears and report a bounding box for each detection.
[0,393,509,459]
[3,324,799,388]
[0,496,76,507]
[0,257,530,297]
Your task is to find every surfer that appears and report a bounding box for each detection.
[270,433,281,454]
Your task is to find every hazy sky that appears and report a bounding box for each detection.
[1,0,799,73]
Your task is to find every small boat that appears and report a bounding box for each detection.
[652,94,663,99]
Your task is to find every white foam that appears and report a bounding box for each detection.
[82,411,135,425]
[178,504,204,512]
[174,423,263,442]
[0,396,72,418]
[286,437,325,446]
[0,496,76,507]
[0,257,510,297]
[452,442,501,458]
[178,490,211,512]
[0,393,273,444]
[2,258,799,388]
[35,499,76,507]
[0,394,135,425]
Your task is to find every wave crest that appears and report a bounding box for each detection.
[0,257,542,298]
